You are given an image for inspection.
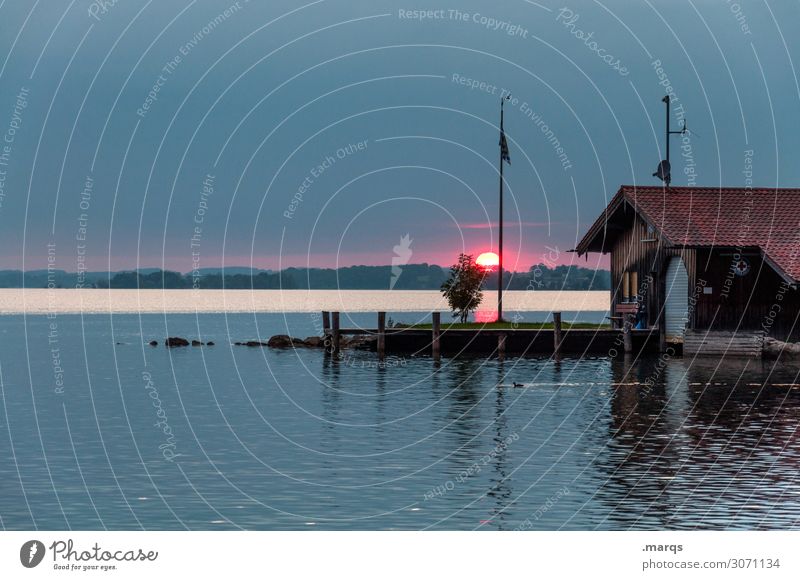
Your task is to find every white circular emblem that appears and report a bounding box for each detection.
[733,257,750,277]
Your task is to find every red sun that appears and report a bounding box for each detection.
[476,252,500,270]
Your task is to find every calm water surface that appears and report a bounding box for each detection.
[0,297,798,530]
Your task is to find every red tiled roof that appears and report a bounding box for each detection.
[577,185,800,283]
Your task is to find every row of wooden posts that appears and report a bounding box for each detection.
[320,311,637,361]
[321,310,444,360]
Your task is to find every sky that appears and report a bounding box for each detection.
[0,0,798,274]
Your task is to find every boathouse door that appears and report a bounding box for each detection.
[664,256,689,342]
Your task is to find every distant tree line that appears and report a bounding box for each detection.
[95,270,291,289]
[282,264,448,289]
[0,263,610,290]
[485,264,611,291]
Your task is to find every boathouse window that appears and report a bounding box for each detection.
[621,270,639,303]
[622,272,630,302]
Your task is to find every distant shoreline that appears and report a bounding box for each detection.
[0,288,610,315]
[0,264,611,291]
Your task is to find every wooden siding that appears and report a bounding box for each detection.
[684,330,764,357]
[605,201,800,343]
[609,208,696,330]
[693,248,800,340]
[610,211,659,325]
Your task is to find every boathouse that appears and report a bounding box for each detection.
[574,186,800,355]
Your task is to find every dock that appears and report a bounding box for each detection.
[321,311,659,362]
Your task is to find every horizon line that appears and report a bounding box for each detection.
[2,262,612,276]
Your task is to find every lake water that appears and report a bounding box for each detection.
[1,290,799,530]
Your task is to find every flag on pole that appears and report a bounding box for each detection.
[500,125,511,165]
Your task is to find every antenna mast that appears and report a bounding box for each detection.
[654,95,687,188]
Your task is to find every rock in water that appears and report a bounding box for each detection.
[207,341,215,346]
[303,336,323,347]
[165,337,190,347]
[149,340,158,346]
[191,340,203,346]
[267,335,298,348]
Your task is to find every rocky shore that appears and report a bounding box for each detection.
[151,334,375,350]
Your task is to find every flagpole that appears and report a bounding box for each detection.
[497,96,506,322]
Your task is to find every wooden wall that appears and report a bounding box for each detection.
[610,214,800,340]
[610,211,658,324]
[607,203,800,341]
[693,249,800,340]
[609,209,696,329]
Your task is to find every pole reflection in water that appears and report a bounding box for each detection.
[482,361,514,529]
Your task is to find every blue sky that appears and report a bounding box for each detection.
[0,0,798,273]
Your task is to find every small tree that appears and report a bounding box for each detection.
[441,253,485,323]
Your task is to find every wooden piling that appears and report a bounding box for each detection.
[623,313,633,354]
[322,311,331,334]
[377,311,386,360]
[331,311,340,356]
[432,312,441,363]
[322,311,332,353]
[309,309,661,364]
[553,312,562,355]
